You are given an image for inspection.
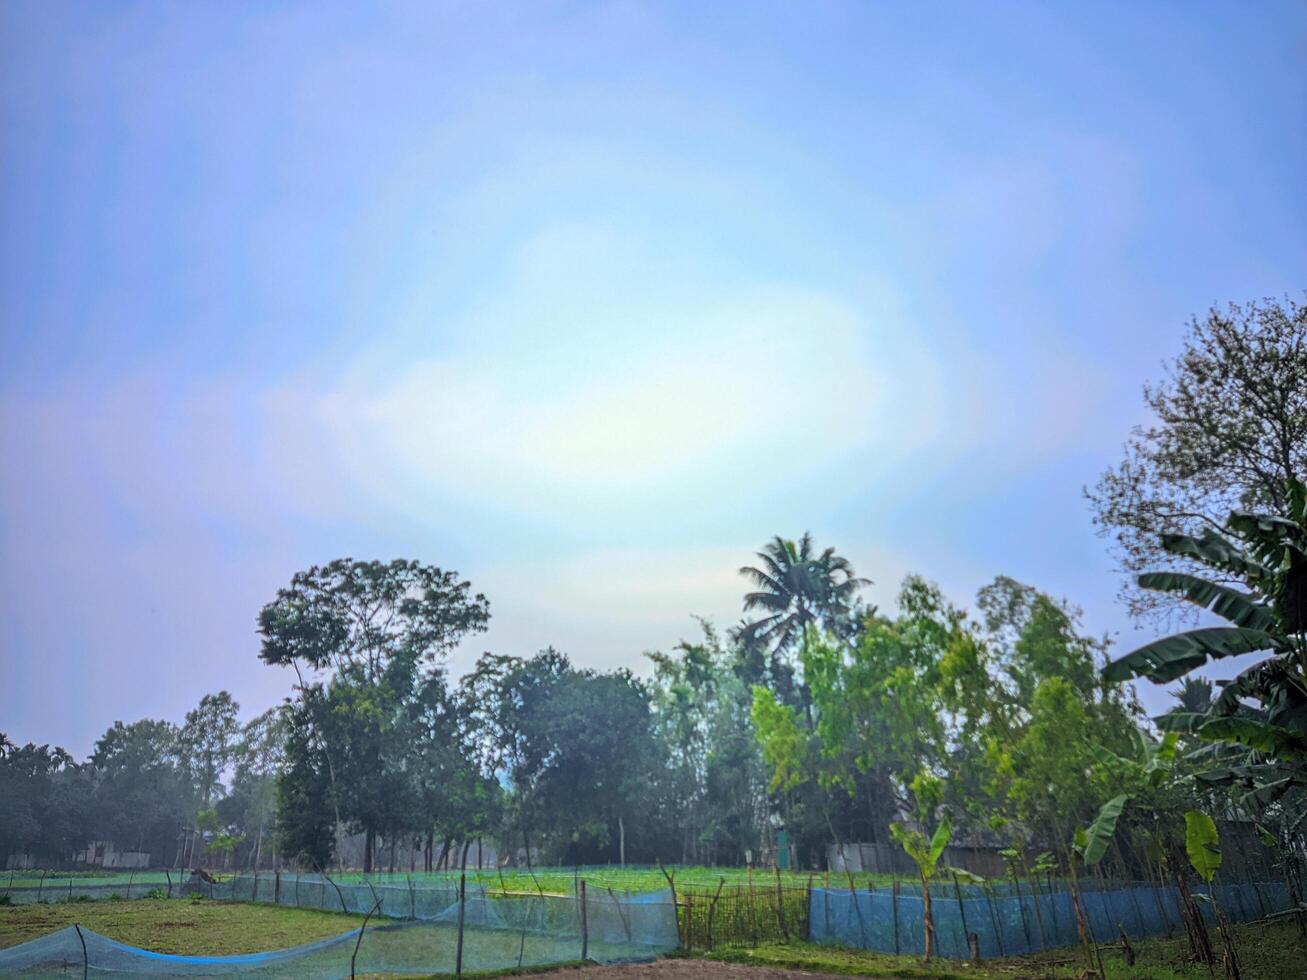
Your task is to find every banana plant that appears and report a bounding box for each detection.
[1064,795,1127,977]
[1184,810,1222,883]
[1185,811,1242,979]
[1074,794,1129,867]
[1103,478,1307,812]
[889,815,951,962]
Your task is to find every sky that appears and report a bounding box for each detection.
[1,1,1304,757]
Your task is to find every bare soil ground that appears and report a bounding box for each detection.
[517,961,855,979]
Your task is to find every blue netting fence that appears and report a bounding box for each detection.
[809,878,1294,959]
[0,874,678,976]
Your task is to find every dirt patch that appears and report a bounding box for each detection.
[518,960,859,979]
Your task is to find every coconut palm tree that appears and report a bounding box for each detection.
[735,533,868,721]
[737,533,868,652]
[1172,677,1215,714]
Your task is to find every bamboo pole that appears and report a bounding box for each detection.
[953,874,971,958]
[454,842,471,976]
[707,877,724,949]
[892,878,901,955]
[580,878,589,961]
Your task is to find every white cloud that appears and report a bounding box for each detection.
[294,231,953,527]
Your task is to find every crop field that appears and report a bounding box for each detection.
[1,864,900,899]
[328,865,900,896]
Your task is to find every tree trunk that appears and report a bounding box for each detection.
[921,875,935,963]
[364,827,375,874]
[619,816,626,868]
[1174,865,1214,963]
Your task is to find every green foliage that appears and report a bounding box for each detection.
[258,559,490,679]
[1103,627,1285,684]
[889,815,951,882]
[1075,794,1128,866]
[750,688,808,795]
[1136,573,1276,631]
[1197,717,1307,757]
[1087,296,1307,623]
[1183,810,1221,883]
[1103,478,1307,825]
[737,533,868,656]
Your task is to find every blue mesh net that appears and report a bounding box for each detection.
[0,878,678,976]
[809,880,1293,958]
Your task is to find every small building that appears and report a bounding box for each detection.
[72,841,151,870]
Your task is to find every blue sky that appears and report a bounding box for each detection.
[2,1,1304,755]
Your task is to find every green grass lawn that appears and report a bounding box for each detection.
[0,896,367,954]
[701,917,1307,979]
[0,897,640,977]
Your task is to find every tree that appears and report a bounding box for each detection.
[737,533,868,725]
[258,559,490,682]
[176,691,241,867]
[178,691,241,807]
[219,707,287,869]
[1103,478,1307,813]
[1087,296,1307,622]
[276,699,337,870]
[465,649,665,864]
[90,719,189,864]
[258,558,491,873]
[0,739,94,866]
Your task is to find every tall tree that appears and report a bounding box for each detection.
[736,533,868,718]
[219,707,287,869]
[176,691,241,867]
[178,691,241,808]
[465,649,665,864]
[258,559,490,683]
[258,558,491,872]
[90,719,189,863]
[1087,296,1307,622]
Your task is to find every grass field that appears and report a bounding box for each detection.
[4,895,1303,978]
[0,896,366,954]
[0,897,644,976]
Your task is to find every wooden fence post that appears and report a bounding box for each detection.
[953,874,972,959]
[774,865,787,940]
[892,878,900,955]
[580,878,589,961]
[684,890,693,952]
[983,883,1005,956]
[454,867,467,976]
[805,874,813,941]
